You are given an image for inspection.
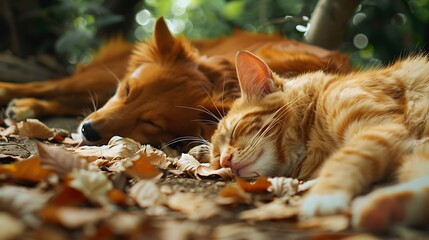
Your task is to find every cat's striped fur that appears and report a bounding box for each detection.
[210,51,429,231]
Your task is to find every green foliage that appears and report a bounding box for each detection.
[31,0,427,68]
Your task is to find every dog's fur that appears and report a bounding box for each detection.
[1,17,350,148]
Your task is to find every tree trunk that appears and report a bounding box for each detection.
[305,0,361,50]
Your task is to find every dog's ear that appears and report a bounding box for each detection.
[154,17,175,55]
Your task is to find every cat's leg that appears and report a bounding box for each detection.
[300,122,409,218]
[352,142,429,232]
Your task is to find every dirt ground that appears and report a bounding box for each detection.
[1,117,428,240]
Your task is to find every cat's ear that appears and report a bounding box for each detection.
[154,17,175,54]
[236,51,275,100]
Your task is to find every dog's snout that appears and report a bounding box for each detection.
[81,121,101,142]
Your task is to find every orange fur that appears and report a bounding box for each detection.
[210,51,429,231]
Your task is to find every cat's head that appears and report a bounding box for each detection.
[210,51,306,178]
[79,17,235,149]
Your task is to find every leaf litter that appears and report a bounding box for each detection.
[0,118,391,239]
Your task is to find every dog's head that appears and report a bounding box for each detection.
[79,17,236,149]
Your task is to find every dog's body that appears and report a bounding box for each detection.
[1,18,350,148]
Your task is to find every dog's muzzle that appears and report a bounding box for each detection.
[81,121,101,142]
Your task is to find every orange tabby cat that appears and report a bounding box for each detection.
[210,51,429,231]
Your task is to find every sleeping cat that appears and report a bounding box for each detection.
[210,51,429,231]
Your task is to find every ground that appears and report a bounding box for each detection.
[1,117,428,240]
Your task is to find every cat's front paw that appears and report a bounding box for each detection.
[300,192,351,218]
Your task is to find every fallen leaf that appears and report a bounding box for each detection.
[48,184,87,206]
[17,119,55,140]
[236,177,271,193]
[40,206,111,228]
[187,144,211,163]
[139,145,170,169]
[167,192,220,220]
[0,156,53,183]
[106,212,143,235]
[129,180,166,208]
[161,220,210,240]
[239,198,298,221]
[0,125,17,136]
[216,183,252,205]
[72,136,141,161]
[68,169,113,205]
[0,186,51,227]
[37,142,88,175]
[213,223,269,240]
[0,213,25,240]
[174,154,233,180]
[296,215,350,232]
[122,152,161,180]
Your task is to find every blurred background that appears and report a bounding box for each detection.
[1,0,428,78]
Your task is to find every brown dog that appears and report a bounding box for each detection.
[1,17,349,148]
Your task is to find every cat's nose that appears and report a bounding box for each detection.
[220,153,233,168]
[81,121,101,142]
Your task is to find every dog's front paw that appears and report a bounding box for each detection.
[6,99,38,121]
[300,192,351,219]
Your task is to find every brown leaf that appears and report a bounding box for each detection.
[213,223,269,240]
[0,213,25,239]
[68,169,113,205]
[123,152,161,180]
[296,215,350,232]
[48,184,87,206]
[236,177,271,193]
[174,154,233,180]
[40,206,111,228]
[216,183,252,205]
[0,186,51,227]
[72,136,141,161]
[139,145,170,169]
[37,142,88,175]
[167,192,220,220]
[129,180,166,208]
[17,119,55,140]
[0,156,53,182]
[239,198,298,221]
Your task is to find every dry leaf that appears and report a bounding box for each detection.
[167,192,220,220]
[48,184,87,206]
[106,212,143,235]
[213,223,269,240]
[122,152,161,180]
[40,206,111,228]
[161,221,210,240]
[239,198,298,221]
[0,213,25,240]
[72,136,141,161]
[68,169,113,205]
[0,125,17,136]
[139,145,170,169]
[37,142,88,175]
[297,215,350,232]
[129,180,166,208]
[216,183,252,205]
[236,177,271,193]
[17,119,55,139]
[0,156,53,182]
[174,154,233,180]
[0,186,51,227]
[187,144,211,163]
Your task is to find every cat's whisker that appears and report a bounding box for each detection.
[177,105,221,122]
[200,84,224,120]
[162,135,209,150]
